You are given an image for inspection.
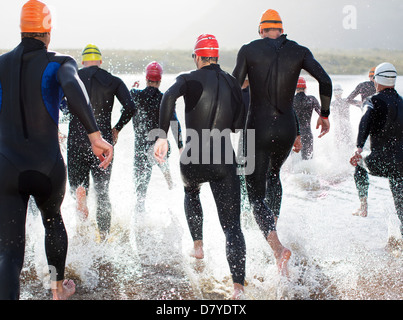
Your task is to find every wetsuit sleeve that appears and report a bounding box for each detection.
[356,99,374,148]
[232,45,248,86]
[159,76,186,137]
[346,83,364,106]
[113,81,136,131]
[302,49,332,118]
[311,96,321,115]
[294,110,301,136]
[170,111,184,149]
[231,80,246,131]
[357,95,389,149]
[57,59,99,134]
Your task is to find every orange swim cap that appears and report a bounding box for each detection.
[369,67,376,77]
[259,9,283,33]
[20,0,52,33]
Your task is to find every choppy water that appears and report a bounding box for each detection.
[20,74,403,300]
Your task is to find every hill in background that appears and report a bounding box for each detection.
[2,48,402,76]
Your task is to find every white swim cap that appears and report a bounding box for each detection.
[374,62,397,87]
[333,84,343,92]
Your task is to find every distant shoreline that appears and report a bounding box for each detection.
[1,48,402,76]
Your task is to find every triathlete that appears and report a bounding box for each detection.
[292,77,321,160]
[350,63,403,231]
[331,84,353,149]
[131,61,183,213]
[0,0,113,300]
[232,9,332,276]
[154,34,246,299]
[66,44,135,240]
[346,67,376,109]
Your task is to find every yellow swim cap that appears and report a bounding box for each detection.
[82,44,102,62]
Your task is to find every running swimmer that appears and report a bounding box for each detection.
[66,44,136,240]
[0,0,113,300]
[232,9,332,276]
[131,61,183,214]
[346,67,376,109]
[350,63,403,235]
[292,77,321,160]
[331,84,354,149]
[154,34,246,299]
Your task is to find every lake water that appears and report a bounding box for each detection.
[20,74,403,300]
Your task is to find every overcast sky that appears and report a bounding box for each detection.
[1,0,402,51]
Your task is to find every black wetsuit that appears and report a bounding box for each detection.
[293,92,321,159]
[347,80,376,107]
[159,64,246,286]
[131,86,183,211]
[232,34,332,236]
[354,88,403,235]
[67,66,135,234]
[0,38,99,299]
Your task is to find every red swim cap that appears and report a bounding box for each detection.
[146,61,163,82]
[193,34,219,58]
[20,0,52,33]
[297,77,306,89]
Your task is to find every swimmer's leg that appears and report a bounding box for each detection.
[210,169,246,299]
[245,150,291,277]
[35,159,74,300]
[353,165,369,217]
[67,143,90,219]
[0,155,27,299]
[133,150,152,213]
[389,175,403,238]
[184,185,204,259]
[92,160,113,238]
[0,195,27,300]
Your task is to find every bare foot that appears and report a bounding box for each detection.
[52,279,76,300]
[352,198,367,217]
[387,236,403,252]
[190,240,204,259]
[76,186,88,220]
[352,208,367,217]
[276,248,291,277]
[231,283,245,300]
[267,231,291,277]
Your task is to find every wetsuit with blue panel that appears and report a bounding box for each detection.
[0,38,99,299]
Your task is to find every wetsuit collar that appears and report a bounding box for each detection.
[20,37,47,54]
[144,85,161,97]
[201,64,221,71]
[263,34,288,50]
[380,88,397,95]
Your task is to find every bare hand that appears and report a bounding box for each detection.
[293,135,302,153]
[154,138,169,164]
[88,132,114,169]
[316,117,330,138]
[350,148,363,167]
